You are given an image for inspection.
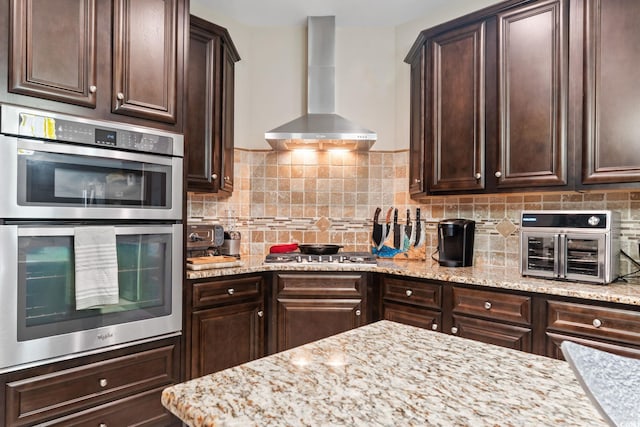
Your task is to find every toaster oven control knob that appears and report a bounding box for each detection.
[405,289,413,297]
[592,318,602,328]
[588,216,601,226]
[484,301,492,310]
[99,378,108,387]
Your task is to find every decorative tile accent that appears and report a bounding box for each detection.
[495,218,517,237]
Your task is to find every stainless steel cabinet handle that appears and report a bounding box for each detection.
[414,178,421,184]
[89,85,97,93]
[475,173,482,179]
[431,323,438,331]
[494,171,502,178]
[224,176,230,181]
[257,310,264,318]
[484,301,492,310]
[405,289,413,297]
[211,173,218,180]
[355,309,361,316]
[99,424,107,427]
[227,288,235,295]
[99,378,108,387]
[117,92,124,100]
[592,318,602,328]
[451,326,458,334]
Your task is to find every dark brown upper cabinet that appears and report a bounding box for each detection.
[408,44,426,197]
[493,0,568,189]
[578,0,640,186]
[3,0,186,132]
[428,21,486,193]
[186,15,240,194]
[9,0,97,107]
[407,0,570,197]
[112,0,178,123]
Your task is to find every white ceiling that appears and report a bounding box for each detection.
[196,0,454,27]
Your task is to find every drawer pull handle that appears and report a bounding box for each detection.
[431,323,438,331]
[451,326,458,335]
[484,301,492,310]
[99,378,108,388]
[99,424,107,427]
[355,309,362,316]
[117,92,124,100]
[592,318,602,328]
[211,173,218,180]
[227,288,235,295]
[257,310,264,318]
[495,171,502,178]
[474,173,482,180]
[405,289,413,297]
[89,85,97,93]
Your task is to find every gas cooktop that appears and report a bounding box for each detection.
[264,252,377,265]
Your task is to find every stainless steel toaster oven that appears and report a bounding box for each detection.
[520,211,620,284]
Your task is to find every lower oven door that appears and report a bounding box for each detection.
[0,223,182,372]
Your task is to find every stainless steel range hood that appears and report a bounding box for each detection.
[265,16,377,151]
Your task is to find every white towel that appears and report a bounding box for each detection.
[74,226,119,310]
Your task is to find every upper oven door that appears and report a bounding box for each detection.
[0,136,182,220]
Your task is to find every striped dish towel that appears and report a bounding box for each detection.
[74,226,119,310]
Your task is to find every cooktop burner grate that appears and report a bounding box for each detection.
[264,252,377,264]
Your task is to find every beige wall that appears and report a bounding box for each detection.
[190,0,504,151]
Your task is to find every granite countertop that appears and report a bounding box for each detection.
[185,255,640,306]
[162,320,607,426]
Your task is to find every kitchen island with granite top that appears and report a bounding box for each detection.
[162,320,607,426]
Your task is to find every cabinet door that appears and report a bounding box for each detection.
[429,21,486,192]
[112,0,177,123]
[275,298,363,352]
[408,43,426,197]
[494,0,568,188]
[190,301,265,378]
[9,0,97,107]
[219,44,236,193]
[581,0,640,184]
[452,315,533,352]
[546,332,640,360]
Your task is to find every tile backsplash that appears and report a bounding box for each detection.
[188,149,640,274]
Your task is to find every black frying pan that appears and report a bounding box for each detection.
[297,244,343,255]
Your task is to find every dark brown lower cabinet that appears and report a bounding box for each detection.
[451,315,532,352]
[271,272,367,353]
[384,302,441,331]
[185,274,266,379]
[545,300,640,359]
[0,336,180,427]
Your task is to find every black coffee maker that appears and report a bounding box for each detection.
[437,219,475,267]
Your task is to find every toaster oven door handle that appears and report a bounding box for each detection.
[555,234,566,279]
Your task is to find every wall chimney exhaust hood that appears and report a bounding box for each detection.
[265,16,377,151]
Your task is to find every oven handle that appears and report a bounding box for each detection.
[16,224,179,237]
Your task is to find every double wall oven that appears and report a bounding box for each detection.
[0,104,183,372]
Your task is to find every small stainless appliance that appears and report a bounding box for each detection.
[0,104,184,372]
[437,219,475,267]
[186,224,225,257]
[520,210,620,284]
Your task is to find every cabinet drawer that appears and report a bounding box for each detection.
[452,315,533,353]
[275,273,365,298]
[382,277,441,310]
[6,345,177,426]
[192,275,263,309]
[38,387,177,427]
[546,332,640,360]
[383,302,441,331]
[452,287,531,325]
[547,300,640,347]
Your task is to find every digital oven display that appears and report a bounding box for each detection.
[95,128,117,147]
